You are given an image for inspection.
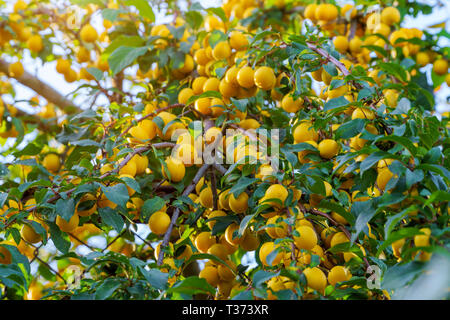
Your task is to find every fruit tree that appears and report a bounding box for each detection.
[0,0,449,301]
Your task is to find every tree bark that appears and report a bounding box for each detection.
[0,59,80,114]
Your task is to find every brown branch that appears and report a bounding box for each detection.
[306,42,363,91]
[213,163,227,175]
[210,167,218,211]
[157,163,211,265]
[0,59,79,114]
[306,42,350,77]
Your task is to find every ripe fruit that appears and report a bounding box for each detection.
[259,241,283,267]
[195,231,216,253]
[262,184,288,209]
[199,187,213,209]
[195,97,211,115]
[0,245,12,264]
[293,122,318,143]
[8,61,24,78]
[318,139,339,159]
[224,223,242,246]
[149,211,171,235]
[349,36,363,53]
[392,238,405,258]
[254,66,276,90]
[281,94,303,113]
[119,160,137,177]
[240,230,260,251]
[207,243,228,262]
[203,77,220,92]
[178,88,194,104]
[21,224,42,243]
[218,261,235,281]
[328,266,352,286]
[27,34,43,53]
[237,66,255,88]
[80,24,98,43]
[381,7,400,26]
[56,213,79,233]
[433,59,448,76]
[352,107,375,120]
[229,31,248,50]
[199,266,220,286]
[330,231,349,248]
[228,192,249,213]
[333,36,348,53]
[212,41,231,60]
[162,157,185,182]
[56,59,70,75]
[304,4,317,20]
[207,210,227,230]
[414,228,431,247]
[376,168,394,191]
[42,154,60,173]
[76,193,97,217]
[315,4,338,21]
[293,226,317,250]
[303,267,327,293]
[14,0,27,12]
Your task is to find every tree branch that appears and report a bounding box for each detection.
[157,163,211,265]
[0,59,80,114]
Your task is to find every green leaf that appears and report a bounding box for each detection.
[229,177,256,198]
[120,176,141,193]
[375,135,417,155]
[139,267,168,290]
[318,200,355,225]
[86,67,104,81]
[334,119,365,140]
[167,276,215,295]
[101,8,125,21]
[206,7,227,23]
[108,46,148,76]
[101,184,129,208]
[239,212,257,237]
[98,207,124,233]
[423,190,450,206]
[231,290,253,300]
[359,151,398,174]
[55,198,75,222]
[142,197,166,222]
[324,96,349,111]
[382,262,425,291]
[183,253,231,272]
[376,227,424,257]
[95,278,122,300]
[71,0,103,6]
[384,208,417,240]
[253,270,279,288]
[230,97,249,112]
[125,0,155,21]
[48,223,71,253]
[103,35,145,56]
[351,200,376,243]
[282,142,318,153]
[0,193,8,208]
[405,168,424,189]
[186,90,222,106]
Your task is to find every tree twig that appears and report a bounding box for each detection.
[157,163,211,265]
[0,59,79,114]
